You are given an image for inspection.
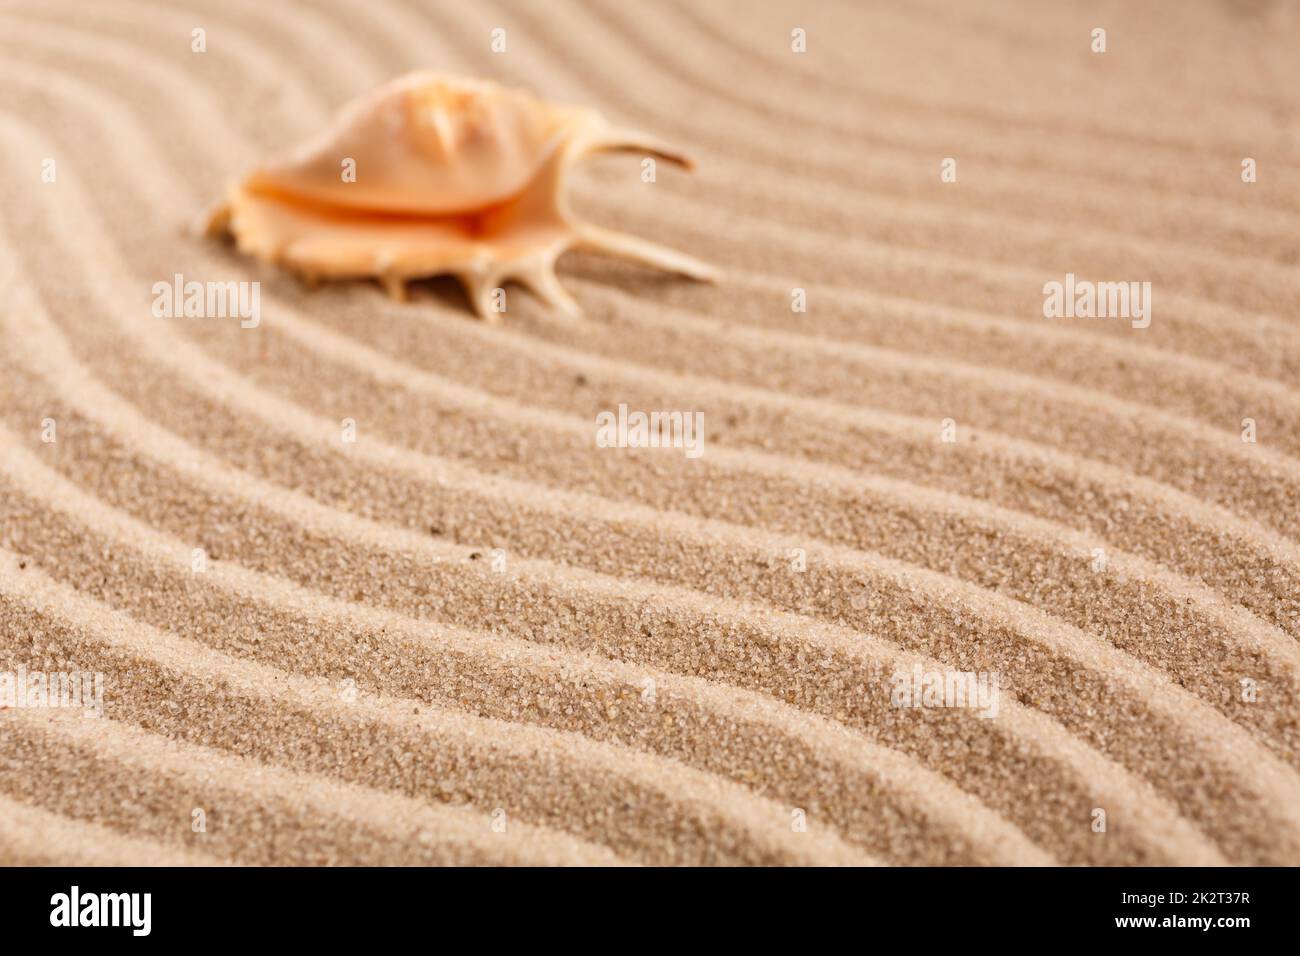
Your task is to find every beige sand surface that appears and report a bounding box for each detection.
[1,0,1299,865]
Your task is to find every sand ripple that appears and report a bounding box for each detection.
[1,0,1298,865]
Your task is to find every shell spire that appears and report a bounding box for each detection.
[204,72,717,320]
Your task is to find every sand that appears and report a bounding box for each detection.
[1,0,1298,866]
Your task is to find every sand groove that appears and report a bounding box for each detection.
[10,10,1300,391]
[0,304,1230,864]
[0,797,222,867]
[0,710,624,867]
[7,30,1300,551]
[0,444,1053,865]
[1,0,1297,865]
[0,557,877,866]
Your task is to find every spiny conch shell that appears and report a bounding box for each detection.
[204,72,718,320]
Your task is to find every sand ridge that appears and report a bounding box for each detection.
[1,0,1298,865]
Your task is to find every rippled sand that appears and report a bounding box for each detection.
[2,0,1299,865]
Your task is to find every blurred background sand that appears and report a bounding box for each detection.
[1,0,1299,865]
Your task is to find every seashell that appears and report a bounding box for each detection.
[204,72,717,320]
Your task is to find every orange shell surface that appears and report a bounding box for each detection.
[207,72,717,319]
